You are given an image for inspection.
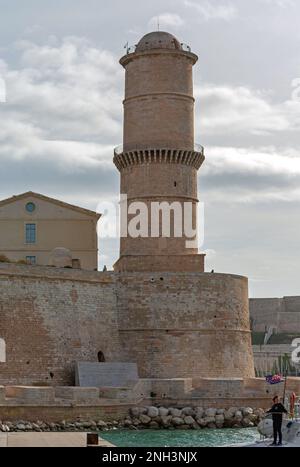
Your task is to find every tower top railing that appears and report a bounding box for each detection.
[123,42,192,55]
[114,143,204,157]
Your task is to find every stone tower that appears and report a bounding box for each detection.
[114,32,255,381]
[114,31,205,273]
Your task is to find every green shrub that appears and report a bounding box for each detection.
[0,254,10,263]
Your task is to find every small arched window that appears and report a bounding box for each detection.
[98,351,105,363]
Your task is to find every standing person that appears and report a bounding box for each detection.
[266,395,288,446]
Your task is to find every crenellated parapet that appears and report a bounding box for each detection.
[113,147,205,172]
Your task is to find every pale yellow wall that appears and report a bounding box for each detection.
[0,195,99,270]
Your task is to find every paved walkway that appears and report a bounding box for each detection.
[0,432,114,447]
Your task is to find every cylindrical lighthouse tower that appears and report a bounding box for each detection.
[114,32,255,381]
[114,31,205,273]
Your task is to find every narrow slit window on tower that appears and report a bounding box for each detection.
[174,181,177,187]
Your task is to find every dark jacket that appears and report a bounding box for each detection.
[267,403,287,422]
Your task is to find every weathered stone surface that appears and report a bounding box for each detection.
[195,407,204,418]
[140,414,151,425]
[215,414,225,423]
[16,424,26,431]
[132,418,141,426]
[249,414,258,423]
[75,362,138,388]
[182,407,194,416]
[184,416,195,426]
[161,416,173,427]
[124,419,133,427]
[147,407,159,418]
[242,418,254,428]
[207,423,217,429]
[242,407,254,416]
[172,417,184,426]
[205,408,217,417]
[130,407,140,418]
[180,425,190,430]
[204,416,216,425]
[170,408,182,417]
[159,407,169,417]
[234,411,243,422]
[0,266,121,386]
[149,421,160,429]
[197,418,207,428]
[97,420,108,429]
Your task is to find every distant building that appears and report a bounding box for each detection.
[250,296,300,376]
[0,191,100,270]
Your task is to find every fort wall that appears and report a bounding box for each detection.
[0,263,120,386]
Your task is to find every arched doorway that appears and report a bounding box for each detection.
[97,351,105,363]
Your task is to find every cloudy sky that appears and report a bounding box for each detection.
[0,0,299,297]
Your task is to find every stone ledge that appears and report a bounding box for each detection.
[5,386,55,403]
[55,387,100,402]
[0,262,114,284]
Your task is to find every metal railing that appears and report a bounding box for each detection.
[181,43,192,53]
[123,42,192,55]
[124,45,137,54]
[114,143,204,157]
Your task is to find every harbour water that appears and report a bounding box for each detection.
[101,428,260,447]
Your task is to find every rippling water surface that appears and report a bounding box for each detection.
[101,428,260,447]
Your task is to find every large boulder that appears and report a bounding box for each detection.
[249,413,258,423]
[215,414,225,428]
[242,407,254,417]
[205,408,217,417]
[182,407,195,417]
[172,417,185,427]
[224,407,238,420]
[170,408,182,417]
[254,408,265,419]
[130,407,141,418]
[148,407,159,418]
[195,407,204,418]
[207,423,217,429]
[159,407,169,417]
[184,416,196,426]
[242,418,254,428]
[140,414,151,425]
[234,411,243,422]
[215,414,225,423]
[161,416,173,428]
[224,410,234,421]
[197,418,207,428]
[204,416,216,424]
[132,418,141,427]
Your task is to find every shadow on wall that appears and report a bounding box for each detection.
[0,338,6,362]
